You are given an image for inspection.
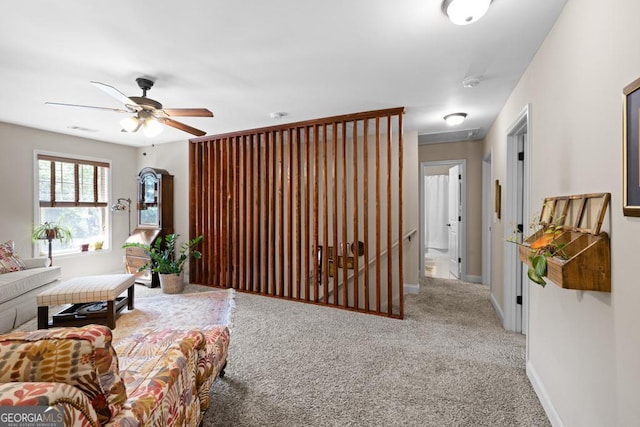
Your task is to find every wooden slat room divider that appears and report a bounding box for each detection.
[189,107,405,318]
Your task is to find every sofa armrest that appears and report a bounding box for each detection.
[0,325,128,424]
[22,257,51,269]
[0,382,99,427]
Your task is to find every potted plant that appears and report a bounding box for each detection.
[32,221,72,264]
[122,234,203,294]
[523,224,567,286]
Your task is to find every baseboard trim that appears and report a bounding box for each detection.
[404,283,420,295]
[464,274,482,283]
[527,361,563,427]
[490,292,504,325]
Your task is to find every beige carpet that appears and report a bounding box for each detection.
[201,277,550,427]
[13,279,549,426]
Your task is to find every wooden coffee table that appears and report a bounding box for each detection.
[37,274,135,330]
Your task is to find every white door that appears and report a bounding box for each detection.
[448,165,461,279]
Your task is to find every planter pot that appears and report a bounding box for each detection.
[159,271,185,294]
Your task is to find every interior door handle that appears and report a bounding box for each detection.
[446,223,451,227]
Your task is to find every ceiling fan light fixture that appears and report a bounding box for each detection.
[444,112,467,126]
[142,118,163,138]
[120,116,140,133]
[442,0,491,25]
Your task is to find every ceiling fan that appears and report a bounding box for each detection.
[46,77,213,137]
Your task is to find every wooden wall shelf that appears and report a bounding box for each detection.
[517,193,611,292]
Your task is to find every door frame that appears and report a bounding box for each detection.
[419,159,467,281]
[503,104,531,334]
[482,151,492,288]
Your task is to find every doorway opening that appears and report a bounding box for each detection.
[419,160,467,281]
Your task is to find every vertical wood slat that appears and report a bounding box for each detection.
[363,119,370,311]
[221,139,228,287]
[251,134,262,292]
[311,125,319,302]
[213,140,219,286]
[188,143,199,282]
[189,107,404,318]
[248,135,255,292]
[278,130,285,297]
[269,132,277,295]
[352,120,359,310]
[322,124,329,304]
[234,136,241,289]
[239,136,246,291]
[332,123,339,306]
[287,129,293,298]
[294,129,301,300]
[207,144,220,286]
[262,132,269,295]
[375,117,381,313]
[386,115,393,315]
[397,113,404,316]
[341,122,348,307]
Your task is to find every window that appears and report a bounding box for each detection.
[36,153,110,255]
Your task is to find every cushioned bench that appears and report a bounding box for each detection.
[36,273,135,329]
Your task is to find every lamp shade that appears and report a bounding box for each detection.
[143,119,163,138]
[120,116,140,132]
[442,0,491,25]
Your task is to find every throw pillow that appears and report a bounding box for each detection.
[0,240,27,274]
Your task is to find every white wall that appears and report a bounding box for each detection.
[484,0,640,424]
[404,131,419,288]
[0,122,138,279]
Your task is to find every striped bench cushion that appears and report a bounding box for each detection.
[37,274,134,306]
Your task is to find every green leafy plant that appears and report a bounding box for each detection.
[122,234,203,275]
[32,222,72,244]
[525,224,567,287]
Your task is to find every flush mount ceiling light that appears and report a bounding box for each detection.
[444,112,467,126]
[442,0,492,25]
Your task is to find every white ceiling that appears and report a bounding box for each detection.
[0,0,566,147]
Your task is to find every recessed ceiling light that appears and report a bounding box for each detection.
[444,113,467,126]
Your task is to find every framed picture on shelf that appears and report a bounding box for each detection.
[623,77,640,216]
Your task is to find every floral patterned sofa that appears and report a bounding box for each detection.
[0,323,229,426]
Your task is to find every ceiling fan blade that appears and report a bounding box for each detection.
[162,108,214,117]
[90,81,140,110]
[159,118,207,137]
[45,102,131,113]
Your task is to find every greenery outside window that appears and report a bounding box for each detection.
[36,153,110,255]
